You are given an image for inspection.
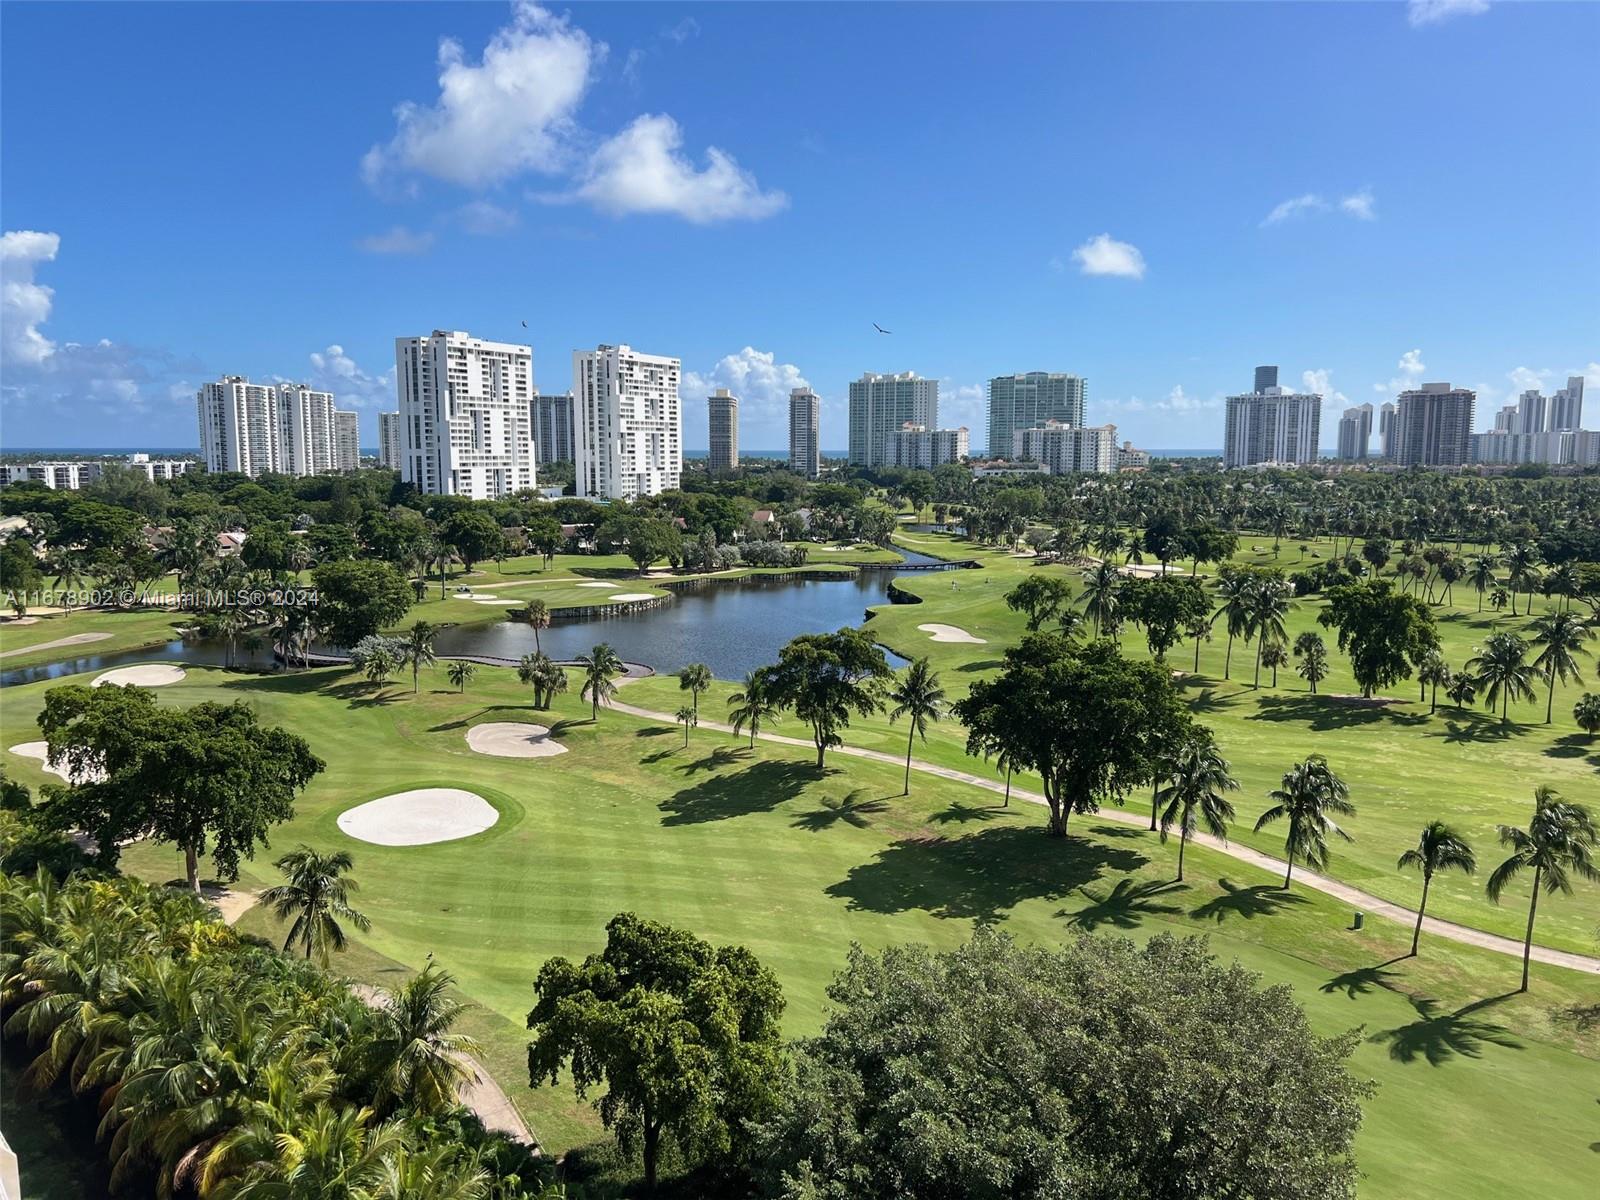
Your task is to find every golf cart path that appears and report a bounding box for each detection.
[609,690,1600,977]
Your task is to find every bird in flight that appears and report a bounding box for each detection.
[521,320,528,328]
[873,322,892,335]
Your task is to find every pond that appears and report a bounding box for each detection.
[1,548,961,686]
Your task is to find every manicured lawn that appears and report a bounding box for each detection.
[0,607,190,667]
[2,662,1595,1197]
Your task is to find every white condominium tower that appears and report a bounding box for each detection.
[986,372,1086,463]
[198,377,282,476]
[848,372,938,467]
[789,387,821,478]
[1393,383,1475,467]
[1378,402,1398,458]
[378,412,402,469]
[1222,368,1321,468]
[531,392,575,463]
[1550,375,1585,431]
[1014,421,1118,475]
[277,383,339,475]
[1336,403,1373,461]
[334,410,360,471]
[573,344,682,501]
[707,388,739,473]
[395,330,535,500]
[884,424,969,469]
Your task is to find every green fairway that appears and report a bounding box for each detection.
[2,661,1595,1197]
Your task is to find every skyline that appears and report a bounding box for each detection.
[2,1,1597,452]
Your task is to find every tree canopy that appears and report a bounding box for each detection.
[1319,578,1439,698]
[311,559,414,648]
[755,630,892,768]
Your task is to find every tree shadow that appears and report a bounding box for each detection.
[954,659,1006,674]
[929,800,1002,826]
[1319,957,1407,999]
[1544,733,1598,763]
[634,726,676,738]
[657,761,817,826]
[678,746,750,776]
[825,827,1147,922]
[1250,694,1429,732]
[1435,715,1527,744]
[1552,1002,1600,1034]
[1180,685,1242,715]
[1190,878,1310,924]
[1371,995,1523,1066]
[1086,823,1148,840]
[1061,878,1185,932]
[792,789,890,832]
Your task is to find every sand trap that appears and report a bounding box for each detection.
[0,630,114,659]
[337,788,500,846]
[10,741,106,784]
[466,722,569,758]
[1,616,39,626]
[92,663,187,688]
[918,623,987,644]
[456,592,497,600]
[576,581,618,588]
[609,593,657,603]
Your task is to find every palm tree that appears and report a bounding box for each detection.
[1445,671,1478,711]
[727,671,779,749]
[1467,553,1498,612]
[1575,692,1600,738]
[1156,734,1238,882]
[887,658,945,796]
[446,660,476,693]
[371,965,484,1115]
[1211,572,1253,680]
[516,652,566,708]
[1260,639,1289,688]
[1253,755,1355,890]
[1397,822,1476,957]
[522,599,551,654]
[1246,578,1291,688]
[678,661,712,722]
[1504,542,1541,617]
[1293,631,1328,694]
[1487,786,1600,992]
[1417,649,1451,714]
[405,621,437,694]
[258,847,372,965]
[675,704,697,746]
[1466,632,1538,723]
[580,643,623,721]
[1529,610,1592,724]
[1079,561,1120,638]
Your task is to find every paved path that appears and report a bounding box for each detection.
[0,631,112,659]
[609,686,1600,977]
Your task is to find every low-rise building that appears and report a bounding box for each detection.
[884,423,969,469]
[1013,420,1118,475]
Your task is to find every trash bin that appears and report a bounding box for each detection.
[1352,911,1364,931]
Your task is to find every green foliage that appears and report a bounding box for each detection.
[755,630,891,767]
[1254,755,1356,889]
[1004,573,1075,632]
[258,845,372,964]
[1319,579,1439,698]
[596,512,682,574]
[1123,574,1209,661]
[441,508,507,572]
[1487,786,1599,991]
[311,559,414,648]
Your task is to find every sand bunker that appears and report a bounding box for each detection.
[576,581,618,588]
[466,722,568,758]
[92,663,187,688]
[10,741,106,784]
[608,593,657,602]
[456,592,497,600]
[918,623,987,644]
[0,630,113,658]
[337,788,500,846]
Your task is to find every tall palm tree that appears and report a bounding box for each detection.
[516,652,566,708]
[1417,649,1451,714]
[1293,631,1328,694]
[1156,734,1238,882]
[675,704,697,746]
[1246,578,1291,688]
[1465,632,1538,723]
[580,643,623,721]
[522,599,551,654]
[1259,639,1290,688]
[1396,821,1476,957]
[727,671,779,749]
[678,662,713,722]
[1529,610,1592,724]
[371,965,482,1116]
[1211,572,1253,680]
[1445,670,1478,711]
[1503,542,1541,617]
[446,660,476,693]
[887,658,945,796]
[1079,561,1120,638]
[405,621,437,694]
[258,847,371,965]
[1253,755,1356,890]
[1487,786,1599,992]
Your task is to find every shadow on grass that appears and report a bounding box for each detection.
[1435,713,1528,744]
[1552,1003,1600,1034]
[678,746,750,776]
[1371,994,1523,1066]
[954,659,1006,674]
[792,789,890,832]
[1086,823,1148,840]
[658,761,818,825]
[1319,957,1408,999]
[634,726,676,738]
[426,703,560,733]
[1249,694,1429,732]
[826,827,1147,922]
[1543,734,1599,766]
[1190,878,1310,924]
[929,800,1003,826]
[1061,878,1186,932]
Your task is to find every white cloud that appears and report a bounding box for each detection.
[1506,365,1552,394]
[1302,369,1348,406]
[1262,194,1329,226]
[1070,233,1146,279]
[937,381,986,441]
[359,226,436,255]
[682,347,811,447]
[1,230,61,365]
[1408,0,1490,28]
[575,114,788,223]
[455,200,520,235]
[1373,348,1428,395]
[1339,189,1377,221]
[305,345,396,410]
[362,2,597,190]
[1102,386,1222,415]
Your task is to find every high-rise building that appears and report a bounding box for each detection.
[707,388,739,473]
[197,376,282,477]
[883,424,968,469]
[1393,383,1475,467]
[531,391,575,464]
[1549,375,1585,431]
[573,343,682,501]
[378,412,402,469]
[1222,370,1321,468]
[788,387,821,478]
[1516,389,1548,435]
[985,373,1086,464]
[1336,403,1373,460]
[848,372,938,467]
[276,384,337,476]
[1379,402,1398,458]
[334,410,360,471]
[1470,429,1575,466]
[1013,421,1118,475]
[395,330,536,500]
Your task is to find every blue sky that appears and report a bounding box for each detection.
[2,0,1596,453]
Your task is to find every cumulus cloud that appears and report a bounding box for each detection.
[1374,349,1428,394]
[682,347,810,447]
[359,225,436,255]
[1,230,61,365]
[1408,0,1490,28]
[362,1,596,190]
[575,114,788,223]
[937,381,986,445]
[1070,233,1146,279]
[1301,369,1349,406]
[305,345,396,410]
